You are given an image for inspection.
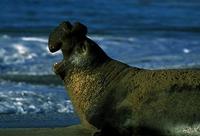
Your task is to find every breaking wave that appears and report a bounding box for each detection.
[1,34,200,75]
[0,81,74,115]
[0,91,74,115]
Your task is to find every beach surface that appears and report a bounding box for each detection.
[0,125,94,136]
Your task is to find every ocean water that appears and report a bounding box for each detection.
[0,0,200,128]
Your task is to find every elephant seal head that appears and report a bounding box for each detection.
[48,21,110,78]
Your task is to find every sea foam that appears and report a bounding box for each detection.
[0,82,74,115]
[0,90,74,115]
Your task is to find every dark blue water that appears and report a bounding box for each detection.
[0,0,200,128]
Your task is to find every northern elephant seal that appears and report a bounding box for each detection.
[48,21,200,136]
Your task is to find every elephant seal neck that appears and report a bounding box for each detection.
[63,59,133,122]
[60,58,141,128]
[64,60,109,109]
[62,60,108,126]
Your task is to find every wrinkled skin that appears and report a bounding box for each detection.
[48,21,200,136]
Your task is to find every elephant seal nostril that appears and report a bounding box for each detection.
[49,46,56,53]
[48,42,63,53]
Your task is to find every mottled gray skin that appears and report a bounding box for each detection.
[48,21,200,136]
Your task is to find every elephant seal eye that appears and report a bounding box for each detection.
[59,21,72,35]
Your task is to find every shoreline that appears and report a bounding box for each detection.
[0,125,95,136]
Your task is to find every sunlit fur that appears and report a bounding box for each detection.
[48,21,200,136]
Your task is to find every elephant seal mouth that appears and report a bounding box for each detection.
[48,21,89,74]
[48,41,65,75]
[49,41,66,75]
[53,61,63,73]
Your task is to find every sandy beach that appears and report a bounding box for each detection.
[0,125,95,136]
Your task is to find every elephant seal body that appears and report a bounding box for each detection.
[48,22,200,136]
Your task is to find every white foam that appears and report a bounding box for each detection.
[128,37,136,42]
[13,44,28,55]
[0,90,74,115]
[13,101,23,106]
[172,124,200,135]
[2,34,10,39]
[57,101,74,113]
[11,43,37,61]
[21,37,47,43]
[90,35,137,43]
[89,35,105,41]
[183,48,190,54]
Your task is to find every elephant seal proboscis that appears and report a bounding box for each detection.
[48,21,200,136]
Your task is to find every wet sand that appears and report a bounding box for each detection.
[0,125,95,136]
